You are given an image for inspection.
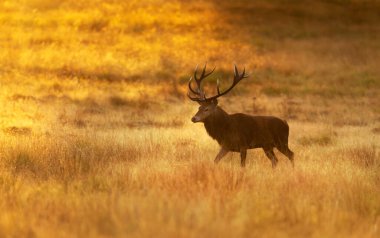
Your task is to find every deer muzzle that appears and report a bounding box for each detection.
[191,116,201,123]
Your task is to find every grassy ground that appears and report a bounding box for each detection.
[1,0,380,237]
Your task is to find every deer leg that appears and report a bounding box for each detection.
[240,149,247,167]
[263,148,278,168]
[277,145,295,168]
[214,147,229,164]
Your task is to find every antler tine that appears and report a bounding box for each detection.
[233,66,248,83]
[192,64,205,97]
[241,67,249,79]
[188,63,217,101]
[216,79,221,94]
[233,65,248,81]
[200,62,216,79]
[234,64,239,78]
[193,64,204,94]
[188,77,199,95]
[193,64,199,81]
[204,66,216,78]
[200,62,207,78]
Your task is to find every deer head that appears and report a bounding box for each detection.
[188,64,248,123]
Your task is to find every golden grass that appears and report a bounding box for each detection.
[1,0,380,237]
[0,122,379,238]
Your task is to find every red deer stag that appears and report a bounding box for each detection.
[188,64,294,168]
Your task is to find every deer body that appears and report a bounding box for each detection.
[203,107,289,152]
[188,64,294,167]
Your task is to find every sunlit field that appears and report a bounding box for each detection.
[1,0,380,237]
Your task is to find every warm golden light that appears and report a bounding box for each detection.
[0,0,379,237]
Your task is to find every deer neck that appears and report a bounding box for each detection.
[203,106,230,142]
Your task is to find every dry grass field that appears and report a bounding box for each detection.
[1,0,380,237]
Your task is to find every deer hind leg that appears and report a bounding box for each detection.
[214,147,229,164]
[277,145,294,168]
[240,149,247,167]
[263,148,278,168]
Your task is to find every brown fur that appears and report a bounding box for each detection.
[196,105,294,167]
[188,64,294,167]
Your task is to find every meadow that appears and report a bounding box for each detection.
[0,0,379,237]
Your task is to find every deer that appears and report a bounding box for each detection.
[188,64,294,168]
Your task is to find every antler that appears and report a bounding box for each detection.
[187,63,215,101]
[187,64,248,102]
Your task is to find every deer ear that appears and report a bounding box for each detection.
[211,98,218,105]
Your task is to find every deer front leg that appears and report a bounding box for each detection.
[214,147,229,164]
[240,149,247,167]
[263,148,278,168]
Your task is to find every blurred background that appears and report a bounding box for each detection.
[1,0,379,134]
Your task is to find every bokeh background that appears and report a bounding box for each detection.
[0,0,379,237]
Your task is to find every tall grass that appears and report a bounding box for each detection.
[0,123,379,237]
